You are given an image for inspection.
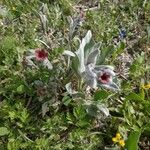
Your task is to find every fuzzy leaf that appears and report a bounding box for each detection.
[76,30,92,73]
[85,64,97,88]
[63,50,75,57]
[85,102,109,118]
[87,49,99,65]
[98,82,120,91]
[42,102,49,117]
[65,82,77,95]
[43,59,53,70]
[39,13,47,32]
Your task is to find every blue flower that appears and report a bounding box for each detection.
[119,28,126,39]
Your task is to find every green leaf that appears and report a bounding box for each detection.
[94,90,109,101]
[16,85,25,94]
[126,93,144,101]
[98,45,114,64]
[62,96,72,106]
[112,41,125,60]
[72,54,80,76]
[0,127,9,136]
[73,105,86,119]
[125,130,141,150]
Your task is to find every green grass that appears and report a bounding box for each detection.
[0,0,150,149]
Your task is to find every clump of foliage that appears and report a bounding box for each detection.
[0,0,150,150]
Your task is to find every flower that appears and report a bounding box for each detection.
[119,140,125,147]
[35,48,48,61]
[119,28,126,39]
[85,64,119,91]
[112,137,118,143]
[24,48,53,70]
[141,84,150,89]
[112,133,121,143]
[112,133,125,147]
[96,66,115,84]
[116,133,122,140]
[74,30,119,91]
[98,72,111,84]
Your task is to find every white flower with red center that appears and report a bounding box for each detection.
[25,48,53,70]
[72,30,120,91]
[85,64,119,91]
[95,66,119,90]
[95,66,115,84]
[35,48,48,61]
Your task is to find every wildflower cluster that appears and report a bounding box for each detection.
[112,133,125,147]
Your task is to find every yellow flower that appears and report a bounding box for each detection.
[141,83,150,89]
[119,140,125,147]
[112,132,125,147]
[116,133,121,140]
[112,137,118,143]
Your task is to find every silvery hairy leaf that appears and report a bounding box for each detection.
[63,50,75,57]
[84,64,97,88]
[63,51,75,67]
[84,42,101,65]
[97,104,109,117]
[67,16,75,39]
[25,53,37,68]
[98,82,120,91]
[68,14,84,40]
[39,3,49,14]
[42,102,49,117]
[39,12,47,33]
[39,3,48,33]
[86,49,99,65]
[76,30,92,73]
[85,101,109,118]
[0,6,7,17]
[65,82,77,95]
[25,58,37,68]
[43,58,53,70]
[35,39,50,49]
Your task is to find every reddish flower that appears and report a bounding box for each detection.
[98,72,111,84]
[35,49,48,61]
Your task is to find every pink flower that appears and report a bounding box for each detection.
[98,72,111,84]
[35,49,48,61]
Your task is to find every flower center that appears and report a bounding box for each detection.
[98,73,110,84]
[35,49,48,61]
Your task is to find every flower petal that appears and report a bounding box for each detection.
[94,65,114,71]
[94,65,115,76]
